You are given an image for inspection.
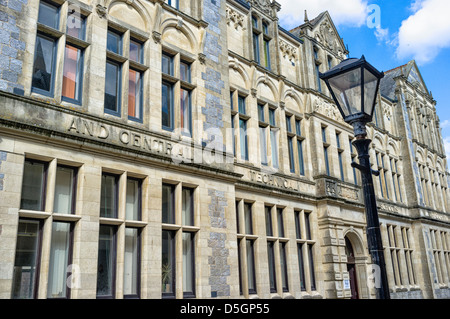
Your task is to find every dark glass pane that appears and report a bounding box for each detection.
[269,108,275,126]
[297,140,305,176]
[12,219,41,299]
[294,211,301,239]
[308,244,316,290]
[162,184,175,224]
[295,120,301,136]
[238,96,246,114]
[162,82,173,129]
[267,241,276,292]
[258,104,265,122]
[104,61,120,113]
[305,213,312,240]
[246,240,256,293]
[277,208,284,237]
[239,119,248,161]
[265,206,272,237]
[20,160,46,211]
[288,138,295,173]
[38,2,59,29]
[162,230,175,296]
[253,34,259,63]
[264,40,270,69]
[96,225,116,297]
[298,244,306,291]
[100,174,117,218]
[32,35,55,93]
[280,243,288,291]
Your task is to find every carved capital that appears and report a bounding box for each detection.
[96,4,107,19]
[152,31,161,44]
[198,53,206,65]
[226,6,245,31]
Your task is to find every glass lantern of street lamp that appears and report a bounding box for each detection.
[319,55,384,138]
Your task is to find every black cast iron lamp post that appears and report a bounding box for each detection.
[319,55,390,299]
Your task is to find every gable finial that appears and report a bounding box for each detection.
[304,10,309,23]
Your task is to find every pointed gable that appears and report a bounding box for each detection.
[405,61,429,95]
[290,11,347,59]
[380,60,431,101]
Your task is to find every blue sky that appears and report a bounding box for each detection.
[277,0,450,158]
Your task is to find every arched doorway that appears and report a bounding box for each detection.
[345,237,359,299]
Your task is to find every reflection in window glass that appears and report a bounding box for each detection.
[162,82,173,129]
[100,174,117,218]
[246,239,256,293]
[54,166,76,214]
[182,232,195,296]
[38,2,59,29]
[126,179,140,221]
[66,13,85,40]
[104,61,121,114]
[32,35,56,94]
[21,160,46,211]
[11,219,41,299]
[182,188,193,226]
[162,230,175,296]
[62,45,83,102]
[107,30,121,55]
[96,225,116,297]
[180,89,191,134]
[124,228,139,297]
[128,69,142,120]
[162,184,175,224]
[47,222,71,298]
[129,40,142,63]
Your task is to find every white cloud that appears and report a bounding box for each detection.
[443,136,450,160]
[278,0,369,29]
[441,120,450,129]
[396,0,450,64]
[374,26,389,43]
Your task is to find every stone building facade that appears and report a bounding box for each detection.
[0,0,449,299]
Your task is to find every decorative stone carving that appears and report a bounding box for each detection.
[226,7,245,30]
[315,20,338,53]
[152,31,161,43]
[96,4,107,19]
[198,53,206,65]
[382,104,392,121]
[314,98,345,124]
[325,180,359,201]
[249,0,272,16]
[279,40,297,62]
